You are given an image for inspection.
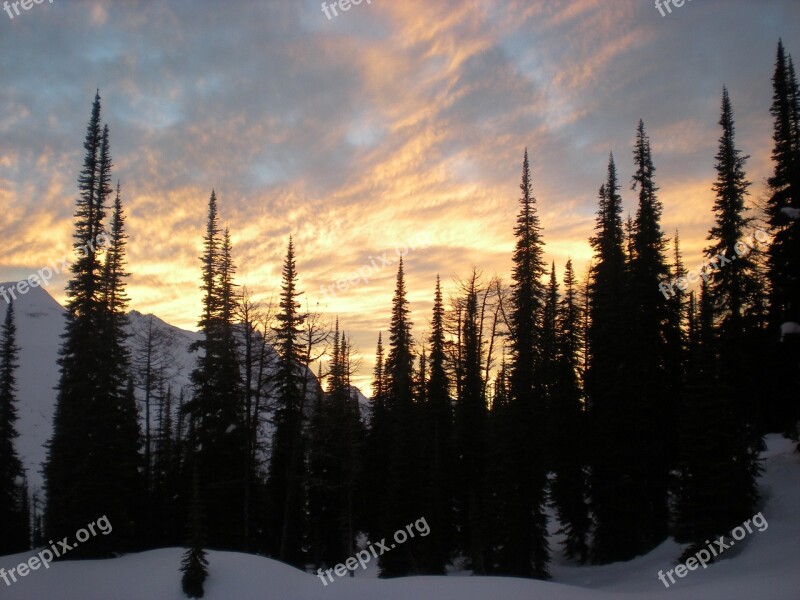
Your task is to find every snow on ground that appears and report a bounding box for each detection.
[2,434,798,600]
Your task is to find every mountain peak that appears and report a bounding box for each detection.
[0,280,65,316]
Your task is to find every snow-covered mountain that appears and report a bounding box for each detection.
[0,282,327,493]
[0,283,207,492]
[0,283,65,493]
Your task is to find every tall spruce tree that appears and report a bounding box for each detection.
[454,272,488,574]
[706,86,762,393]
[667,230,688,407]
[308,321,364,569]
[378,259,422,577]
[362,332,389,547]
[673,277,754,555]
[627,120,671,549]
[0,300,29,554]
[766,40,800,435]
[267,237,307,565]
[549,260,590,563]
[587,155,637,564]
[493,148,549,578]
[96,182,142,553]
[152,385,182,547]
[665,230,688,484]
[307,321,341,568]
[340,334,363,567]
[418,276,454,574]
[45,93,141,556]
[45,93,105,550]
[186,195,248,551]
[677,88,762,532]
[767,40,800,331]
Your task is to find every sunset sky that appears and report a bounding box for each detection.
[1,0,799,392]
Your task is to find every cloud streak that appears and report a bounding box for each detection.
[1,0,798,391]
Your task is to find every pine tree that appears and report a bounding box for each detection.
[766,40,800,436]
[267,237,308,565]
[674,90,765,547]
[45,94,105,548]
[673,276,757,555]
[96,182,142,553]
[0,300,28,554]
[549,260,590,563]
[216,228,249,545]
[767,40,800,330]
[587,155,637,564]
[707,88,760,333]
[492,149,549,578]
[418,276,454,574]
[454,271,488,574]
[627,120,672,550]
[378,259,422,577]
[132,314,180,545]
[340,334,363,568]
[153,385,182,547]
[45,93,141,557]
[181,469,209,599]
[186,195,248,551]
[664,230,688,491]
[710,88,767,442]
[362,333,388,548]
[666,230,688,399]
[308,321,364,569]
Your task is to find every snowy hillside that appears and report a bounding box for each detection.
[1,434,797,600]
[0,283,203,492]
[0,283,65,493]
[0,282,340,492]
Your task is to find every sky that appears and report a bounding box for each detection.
[1,0,799,392]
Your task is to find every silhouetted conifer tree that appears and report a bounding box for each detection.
[0,300,29,553]
[45,92,141,556]
[587,155,635,564]
[267,237,307,565]
[378,259,422,577]
[491,149,549,578]
[186,194,248,551]
[418,276,454,574]
[549,260,590,563]
[766,40,800,435]
[181,469,209,599]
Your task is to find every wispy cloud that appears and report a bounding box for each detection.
[1,0,797,391]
